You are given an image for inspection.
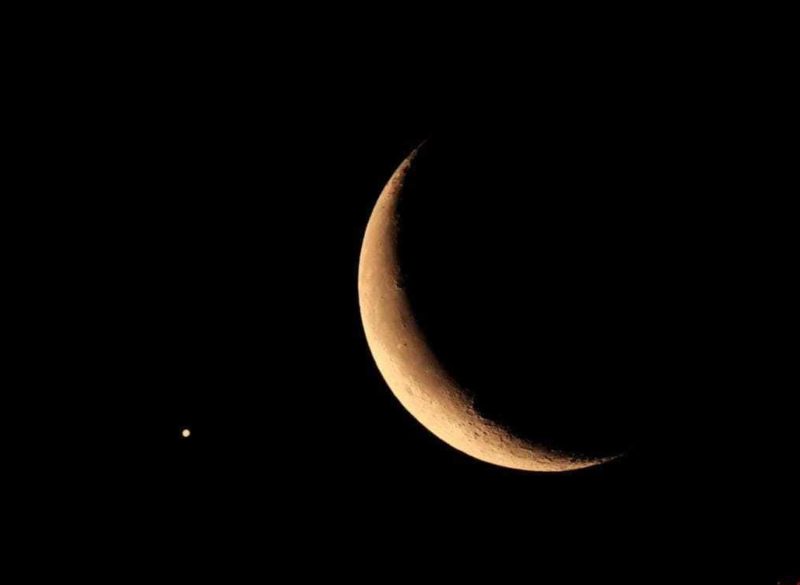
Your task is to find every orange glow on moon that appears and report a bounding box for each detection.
[358,144,618,472]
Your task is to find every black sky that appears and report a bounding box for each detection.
[14,36,795,582]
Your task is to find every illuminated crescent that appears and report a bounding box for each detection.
[358,145,618,472]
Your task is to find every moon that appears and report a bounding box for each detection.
[358,144,619,472]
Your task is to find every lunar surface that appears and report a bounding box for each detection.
[358,145,620,472]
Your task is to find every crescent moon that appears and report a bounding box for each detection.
[358,145,619,472]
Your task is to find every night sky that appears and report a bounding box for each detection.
[19,41,795,582]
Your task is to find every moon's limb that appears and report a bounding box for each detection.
[358,145,617,472]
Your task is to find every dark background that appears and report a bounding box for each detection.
[12,34,795,581]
